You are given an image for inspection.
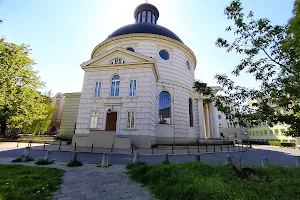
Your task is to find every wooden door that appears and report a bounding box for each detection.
[105,112,117,131]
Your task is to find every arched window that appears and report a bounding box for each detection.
[189,98,193,127]
[159,91,171,124]
[110,58,125,65]
[110,75,120,96]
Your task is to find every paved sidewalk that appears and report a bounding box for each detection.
[0,158,154,200]
[0,141,239,155]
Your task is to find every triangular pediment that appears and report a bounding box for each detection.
[81,47,154,67]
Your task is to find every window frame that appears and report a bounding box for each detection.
[159,91,171,124]
[129,79,137,96]
[94,82,101,97]
[90,112,98,129]
[127,111,135,129]
[110,75,120,97]
[189,98,194,127]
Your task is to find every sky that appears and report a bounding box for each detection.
[0,0,294,96]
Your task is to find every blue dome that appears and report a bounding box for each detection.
[107,23,183,43]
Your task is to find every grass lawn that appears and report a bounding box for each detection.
[127,162,300,200]
[0,164,64,200]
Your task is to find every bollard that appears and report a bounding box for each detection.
[59,141,61,150]
[242,143,244,150]
[74,142,77,151]
[72,151,78,162]
[195,154,200,162]
[133,153,140,163]
[261,157,269,168]
[152,147,153,154]
[225,156,233,165]
[221,144,223,151]
[295,156,300,167]
[213,144,216,152]
[131,145,133,154]
[91,144,94,153]
[172,145,173,154]
[164,154,169,162]
[227,143,230,151]
[44,150,52,162]
[23,147,30,157]
[205,144,208,152]
[249,142,252,148]
[233,143,235,151]
[22,147,30,161]
[17,141,19,147]
[197,145,199,153]
[101,153,108,167]
[43,141,46,149]
[188,146,190,153]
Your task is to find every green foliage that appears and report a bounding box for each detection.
[66,160,83,167]
[194,0,300,137]
[0,38,48,135]
[268,141,281,146]
[22,104,56,135]
[126,161,147,170]
[35,159,54,165]
[127,162,300,200]
[11,156,34,163]
[0,164,63,200]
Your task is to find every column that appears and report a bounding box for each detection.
[197,99,206,139]
[209,101,220,139]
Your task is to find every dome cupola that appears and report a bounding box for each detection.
[107,3,183,43]
[134,3,159,24]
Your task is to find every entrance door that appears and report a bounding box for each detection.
[105,112,117,131]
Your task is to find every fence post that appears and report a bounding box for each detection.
[59,141,61,150]
[195,154,200,162]
[213,144,216,152]
[172,145,173,154]
[131,145,133,154]
[220,144,223,151]
[225,156,233,165]
[197,144,199,153]
[91,144,94,153]
[152,147,153,154]
[17,141,19,147]
[43,141,46,149]
[205,144,208,152]
[188,146,190,153]
[233,143,235,151]
[74,142,77,151]
[295,156,300,167]
[261,157,269,168]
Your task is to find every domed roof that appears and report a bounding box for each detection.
[107,3,183,43]
[107,23,183,43]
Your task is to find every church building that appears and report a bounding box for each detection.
[60,3,221,148]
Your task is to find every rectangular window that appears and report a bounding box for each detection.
[147,11,152,23]
[275,129,279,135]
[260,131,263,135]
[127,112,135,129]
[152,13,155,23]
[142,11,146,22]
[264,130,268,135]
[129,80,137,96]
[94,82,101,97]
[280,129,285,135]
[90,112,98,129]
[269,130,273,135]
[110,81,120,96]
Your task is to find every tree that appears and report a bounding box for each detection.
[0,38,48,135]
[22,96,56,135]
[194,0,300,137]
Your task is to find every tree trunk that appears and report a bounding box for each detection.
[0,121,6,136]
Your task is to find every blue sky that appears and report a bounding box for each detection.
[0,0,294,95]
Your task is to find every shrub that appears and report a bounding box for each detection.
[269,141,281,146]
[66,160,83,167]
[35,159,54,165]
[126,161,147,170]
[269,141,295,148]
[11,156,34,163]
